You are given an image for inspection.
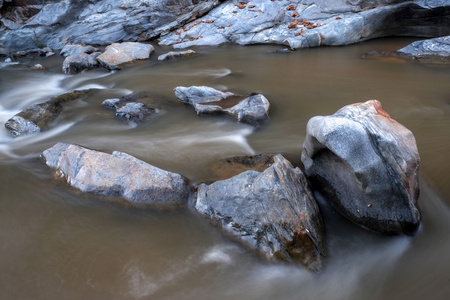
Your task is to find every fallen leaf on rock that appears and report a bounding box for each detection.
[286,4,297,11]
[248,5,255,8]
[336,17,342,20]
[236,2,249,9]
[292,12,299,18]
[295,29,304,36]
[288,19,298,29]
[249,9,262,13]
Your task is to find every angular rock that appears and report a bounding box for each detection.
[301,100,421,235]
[42,143,189,207]
[102,92,159,125]
[62,52,100,74]
[395,35,450,64]
[174,86,270,126]
[60,43,99,57]
[157,50,197,61]
[96,42,154,70]
[4,89,94,137]
[195,154,325,271]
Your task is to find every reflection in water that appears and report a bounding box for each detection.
[0,38,449,300]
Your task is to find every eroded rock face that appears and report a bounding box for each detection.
[96,42,154,70]
[4,89,94,137]
[301,100,421,235]
[42,143,189,207]
[0,0,221,52]
[195,154,325,271]
[174,86,270,126]
[159,0,450,49]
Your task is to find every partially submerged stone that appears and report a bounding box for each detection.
[102,92,159,125]
[62,52,101,74]
[97,42,154,70]
[301,100,421,235]
[158,50,197,61]
[4,89,95,137]
[174,86,270,126]
[42,143,189,207]
[196,154,325,271]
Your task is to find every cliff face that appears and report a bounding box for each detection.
[0,0,449,53]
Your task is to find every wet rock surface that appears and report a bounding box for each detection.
[62,52,101,74]
[4,89,95,137]
[42,142,189,207]
[158,49,197,61]
[195,154,325,271]
[174,86,270,126]
[301,100,421,235]
[102,92,160,125]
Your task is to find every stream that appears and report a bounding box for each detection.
[0,38,449,300]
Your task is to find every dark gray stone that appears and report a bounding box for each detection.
[301,100,421,235]
[60,44,99,57]
[102,92,160,125]
[42,143,189,207]
[4,89,95,137]
[195,154,325,271]
[62,52,100,74]
[394,35,450,64]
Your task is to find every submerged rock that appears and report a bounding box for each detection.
[174,86,270,126]
[195,154,325,271]
[42,143,189,207]
[4,89,94,137]
[158,50,197,61]
[96,42,154,70]
[62,52,101,74]
[210,154,275,181]
[301,100,421,235]
[102,92,160,125]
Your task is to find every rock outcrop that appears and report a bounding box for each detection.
[195,154,325,272]
[174,86,270,126]
[159,0,450,49]
[2,1,448,53]
[96,42,154,70]
[42,142,189,207]
[4,89,95,137]
[0,0,221,52]
[301,100,421,235]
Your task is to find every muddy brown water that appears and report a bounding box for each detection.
[1,38,449,300]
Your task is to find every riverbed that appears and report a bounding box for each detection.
[1,38,449,300]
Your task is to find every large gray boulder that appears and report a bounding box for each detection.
[42,143,189,207]
[159,0,450,49]
[174,86,270,126]
[0,0,221,52]
[301,100,421,235]
[4,89,95,137]
[96,42,154,70]
[195,154,325,272]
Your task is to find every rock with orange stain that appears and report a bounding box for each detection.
[302,100,421,235]
[195,154,325,272]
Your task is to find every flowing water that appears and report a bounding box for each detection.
[0,38,449,300]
